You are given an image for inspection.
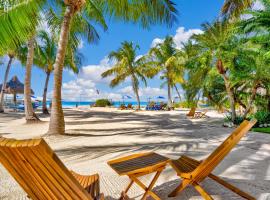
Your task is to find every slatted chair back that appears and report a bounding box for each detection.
[187,107,196,117]
[0,137,93,200]
[191,119,257,182]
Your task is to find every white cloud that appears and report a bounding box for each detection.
[74,57,115,84]
[54,56,125,101]
[151,27,203,49]
[151,38,164,47]
[173,27,203,49]
[118,86,167,98]
[78,39,84,49]
[253,0,264,10]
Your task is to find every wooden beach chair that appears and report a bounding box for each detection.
[0,137,104,200]
[168,119,257,200]
[186,107,196,117]
[186,108,208,119]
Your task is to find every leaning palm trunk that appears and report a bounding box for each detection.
[243,83,258,119]
[222,75,236,122]
[167,82,173,110]
[174,84,182,102]
[42,71,51,114]
[24,36,40,122]
[134,87,141,110]
[0,55,13,113]
[48,5,75,135]
[217,59,236,123]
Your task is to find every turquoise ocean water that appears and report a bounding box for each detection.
[46,101,149,108]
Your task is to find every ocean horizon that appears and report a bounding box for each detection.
[46,101,150,108]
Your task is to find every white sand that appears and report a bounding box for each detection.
[0,107,269,199]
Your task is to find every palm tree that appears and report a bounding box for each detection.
[0,1,46,122]
[35,30,81,114]
[193,20,239,122]
[48,0,178,134]
[221,0,253,19]
[0,53,14,113]
[148,36,182,109]
[9,33,41,123]
[102,42,147,110]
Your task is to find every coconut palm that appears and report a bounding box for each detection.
[102,42,147,110]
[16,36,40,122]
[47,0,178,134]
[148,36,182,109]
[222,0,253,19]
[35,30,81,114]
[0,0,45,54]
[0,0,46,122]
[192,20,239,122]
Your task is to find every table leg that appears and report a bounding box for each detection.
[119,180,134,200]
[130,170,162,200]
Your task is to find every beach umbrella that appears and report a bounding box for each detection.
[157,96,165,99]
[122,95,132,104]
[0,76,34,104]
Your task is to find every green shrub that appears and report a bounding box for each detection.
[250,111,270,127]
[178,101,197,108]
[224,114,245,125]
[94,99,112,107]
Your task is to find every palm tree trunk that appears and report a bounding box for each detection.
[222,74,236,122]
[24,36,40,122]
[134,87,140,110]
[174,84,182,102]
[0,55,13,113]
[217,59,236,123]
[167,82,173,110]
[48,5,75,135]
[243,83,258,118]
[131,76,141,110]
[42,71,50,114]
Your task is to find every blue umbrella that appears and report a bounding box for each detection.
[123,95,132,99]
[157,96,165,99]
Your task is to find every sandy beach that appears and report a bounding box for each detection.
[0,107,269,199]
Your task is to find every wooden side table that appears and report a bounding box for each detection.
[108,152,170,200]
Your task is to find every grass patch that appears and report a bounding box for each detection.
[252,127,270,134]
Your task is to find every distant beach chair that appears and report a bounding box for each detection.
[186,107,208,119]
[119,104,127,110]
[168,119,257,200]
[0,137,104,200]
[127,103,133,110]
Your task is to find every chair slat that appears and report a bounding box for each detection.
[0,137,98,200]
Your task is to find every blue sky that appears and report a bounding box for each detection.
[0,0,224,101]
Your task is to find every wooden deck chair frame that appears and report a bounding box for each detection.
[194,110,208,119]
[0,137,104,200]
[168,119,257,200]
[186,107,196,117]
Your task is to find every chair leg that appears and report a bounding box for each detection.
[130,173,161,200]
[208,174,256,200]
[141,170,162,200]
[119,180,134,200]
[192,182,213,200]
[168,178,190,197]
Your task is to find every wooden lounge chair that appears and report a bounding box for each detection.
[186,107,196,117]
[168,119,257,200]
[186,107,208,119]
[0,137,104,200]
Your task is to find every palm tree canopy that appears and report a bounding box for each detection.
[148,36,184,85]
[0,0,45,54]
[102,41,147,88]
[35,30,82,74]
[221,0,253,19]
